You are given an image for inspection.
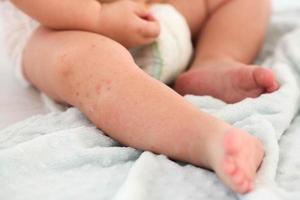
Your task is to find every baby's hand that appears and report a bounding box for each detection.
[98,0,160,48]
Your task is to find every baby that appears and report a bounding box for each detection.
[8,0,278,194]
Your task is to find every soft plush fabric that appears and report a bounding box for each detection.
[1,1,300,200]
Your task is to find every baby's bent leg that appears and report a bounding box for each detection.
[23,27,264,193]
[23,27,217,165]
[171,0,278,103]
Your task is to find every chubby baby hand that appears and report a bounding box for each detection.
[98,0,160,48]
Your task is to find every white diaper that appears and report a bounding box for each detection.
[0,2,193,86]
[131,4,193,84]
[0,1,39,87]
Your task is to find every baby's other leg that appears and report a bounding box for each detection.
[171,0,278,103]
[23,27,264,194]
[163,0,206,37]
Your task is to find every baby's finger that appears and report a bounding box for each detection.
[141,12,156,21]
[134,2,151,18]
[137,19,160,38]
[134,2,157,22]
[124,33,156,48]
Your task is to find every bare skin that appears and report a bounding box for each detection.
[10,0,272,194]
[22,28,264,194]
[175,60,278,103]
[169,0,278,103]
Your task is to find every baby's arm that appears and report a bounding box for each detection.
[11,0,160,48]
[11,0,102,33]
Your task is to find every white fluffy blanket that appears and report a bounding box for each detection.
[1,1,300,199]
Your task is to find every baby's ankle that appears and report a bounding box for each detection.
[187,122,232,169]
[191,55,241,70]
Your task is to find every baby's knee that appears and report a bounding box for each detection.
[53,36,136,81]
[50,33,141,105]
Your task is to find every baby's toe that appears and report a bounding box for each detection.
[253,67,277,91]
[266,82,279,93]
[233,170,245,185]
[239,180,251,194]
[223,157,237,175]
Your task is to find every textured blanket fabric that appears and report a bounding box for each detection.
[1,1,300,199]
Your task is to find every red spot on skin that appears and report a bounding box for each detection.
[60,67,73,78]
[75,92,80,96]
[105,80,112,85]
[104,80,112,92]
[59,54,74,78]
[96,85,102,95]
[96,85,101,91]
[92,104,97,111]
[86,93,90,98]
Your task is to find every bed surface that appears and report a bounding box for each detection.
[1,1,300,200]
[0,47,48,129]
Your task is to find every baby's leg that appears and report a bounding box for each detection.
[23,27,264,193]
[168,0,278,103]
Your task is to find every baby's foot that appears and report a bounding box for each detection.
[174,61,278,103]
[209,129,264,194]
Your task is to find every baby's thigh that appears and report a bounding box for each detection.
[163,0,207,36]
